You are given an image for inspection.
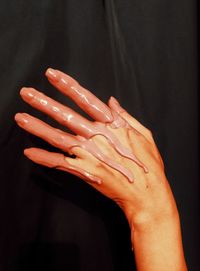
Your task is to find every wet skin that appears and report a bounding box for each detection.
[15,68,149,185]
[14,69,188,271]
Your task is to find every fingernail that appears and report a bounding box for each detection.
[20,87,34,101]
[24,148,31,158]
[46,68,59,82]
[109,96,125,113]
[110,96,120,106]
[14,113,28,125]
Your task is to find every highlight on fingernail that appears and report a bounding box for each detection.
[14,113,28,125]
[24,148,32,158]
[45,68,59,81]
[20,87,34,101]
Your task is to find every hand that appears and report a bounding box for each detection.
[14,68,179,231]
[15,69,188,271]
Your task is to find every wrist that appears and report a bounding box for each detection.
[130,212,188,271]
[124,203,180,234]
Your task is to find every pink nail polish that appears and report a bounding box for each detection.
[14,113,28,125]
[109,96,125,114]
[46,68,59,82]
[20,88,34,101]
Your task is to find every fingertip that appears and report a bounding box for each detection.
[24,148,33,157]
[109,96,117,102]
[108,96,114,104]
[20,87,35,103]
[23,148,43,164]
[108,96,125,114]
[45,67,53,75]
[45,67,59,82]
[14,112,28,125]
[20,87,27,96]
[14,112,22,122]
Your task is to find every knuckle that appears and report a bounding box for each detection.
[51,134,65,147]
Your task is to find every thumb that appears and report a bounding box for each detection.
[108,96,153,142]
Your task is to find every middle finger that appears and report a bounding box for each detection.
[45,68,114,123]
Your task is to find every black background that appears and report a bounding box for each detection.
[0,1,199,270]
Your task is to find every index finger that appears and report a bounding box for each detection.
[45,68,113,123]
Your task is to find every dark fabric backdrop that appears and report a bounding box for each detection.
[0,1,199,270]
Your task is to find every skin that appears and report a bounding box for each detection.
[14,68,188,271]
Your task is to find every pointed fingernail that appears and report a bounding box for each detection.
[45,68,59,82]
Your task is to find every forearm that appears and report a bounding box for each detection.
[128,212,188,271]
[15,68,188,271]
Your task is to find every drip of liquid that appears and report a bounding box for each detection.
[16,69,148,185]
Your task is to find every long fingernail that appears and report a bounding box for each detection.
[45,68,59,82]
[14,113,28,125]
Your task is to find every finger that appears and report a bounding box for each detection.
[14,112,145,181]
[19,87,147,173]
[24,148,102,185]
[14,112,78,154]
[45,68,113,123]
[20,87,96,138]
[108,96,153,142]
